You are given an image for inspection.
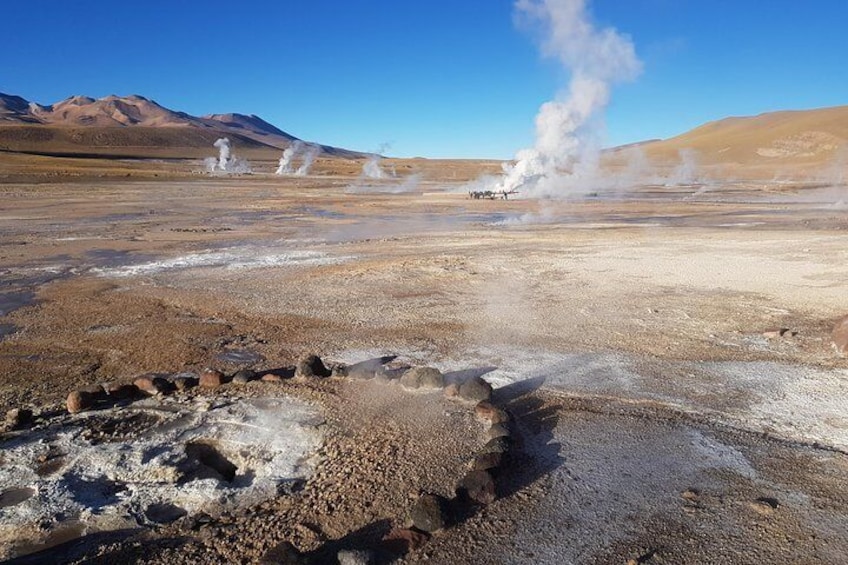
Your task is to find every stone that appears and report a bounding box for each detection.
[259,541,307,565]
[475,401,510,425]
[381,528,429,555]
[485,424,511,441]
[347,364,376,379]
[764,328,797,339]
[295,354,331,378]
[79,384,108,402]
[172,376,198,391]
[231,369,256,384]
[133,374,175,395]
[5,408,33,431]
[456,470,496,505]
[375,364,410,381]
[459,376,493,402]
[399,366,445,390]
[67,390,94,414]
[199,369,227,388]
[443,383,460,398]
[410,493,448,533]
[104,382,139,400]
[330,363,349,378]
[480,436,512,455]
[337,549,376,565]
[749,496,780,515]
[145,502,188,524]
[261,373,284,383]
[832,316,848,355]
[472,451,503,472]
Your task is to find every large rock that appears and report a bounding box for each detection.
[231,369,256,384]
[133,374,174,395]
[296,354,331,378]
[259,541,307,565]
[381,528,429,555]
[456,469,496,505]
[472,451,503,472]
[410,493,448,532]
[172,375,198,391]
[104,381,140,400]
[4,408,33,431]
[337,549,376,565]
[459,376,493,402]
[474,401,510,425]
[479,436,512,455]
[199,369,227,389]
[832,316,848,355]
[67,390,94,414]
[486,423,511,441]
[399,366,445,390]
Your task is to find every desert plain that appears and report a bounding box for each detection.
[0,151,847,564]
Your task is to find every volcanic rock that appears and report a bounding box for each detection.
[456,469,496,505]
[459,376,493,402]
[475,401,510,425]
[480,436,512,455]
[337,549,376,565]
[4,408,33,431]
[231,369,256,384]
[79,384,108,402]
[199,369,227,388]
[381,528,430,555]
[410,493,449,532]
[832,316,848,355]
[133,374,174,395]
[472,451,503,472]
[486,423,511,440]
[259,541,307,564]
[296,354,331,378]
[67,390,94,414]
[261,373,284,383]
[145,502,188,524]
[399,366,445,390]
[330,363,349,378]
[172,375,198,391]
[104,381,140,400]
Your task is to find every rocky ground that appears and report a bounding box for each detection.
[1,166,847,563]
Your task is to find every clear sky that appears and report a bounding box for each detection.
[3,0,847,158]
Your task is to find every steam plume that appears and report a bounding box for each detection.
[276,140,304,175]
[294,144,321,176]
[205,137,252,174]
[214,137,231,171]
[363,143,391,179]
[493,0,641,197]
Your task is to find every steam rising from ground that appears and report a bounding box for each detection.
[275,141,322,176]
[363,143,391,179]
[205,137,252,174]
[488,0,642,198]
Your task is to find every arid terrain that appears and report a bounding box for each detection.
[1,106,848,565]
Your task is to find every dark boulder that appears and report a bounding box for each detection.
[410,493,449,532]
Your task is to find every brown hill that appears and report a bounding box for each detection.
[0,93,361,159]
[637,105,848,167]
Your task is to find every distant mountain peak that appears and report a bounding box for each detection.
[0,91,362,158]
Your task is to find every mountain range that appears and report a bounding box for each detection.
[1,92,846,169]
[0,93,361,159]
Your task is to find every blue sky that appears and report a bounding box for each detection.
[3,0,847,158]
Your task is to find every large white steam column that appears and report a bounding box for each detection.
[276,141,303,175]
[494,0,642,197]
[213,137,231,171]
